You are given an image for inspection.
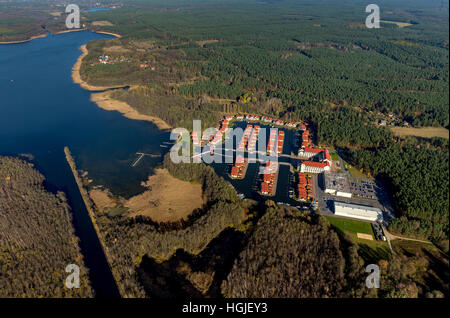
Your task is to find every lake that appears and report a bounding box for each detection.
[0,30,171,297]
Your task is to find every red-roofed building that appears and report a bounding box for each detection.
[261,182,270,195]
[230,166,239,178]
[300,161,330,173]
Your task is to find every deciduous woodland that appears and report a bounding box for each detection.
[221,207,369,298]
[0,157,92,297]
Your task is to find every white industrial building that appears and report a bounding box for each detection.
[333,201,383,222]
[323,172,352,198]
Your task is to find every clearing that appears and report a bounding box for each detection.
[196,39,219,47]
[92,20,114,26]
[380,20,413,28]
[390,126,449,139]
[325,216,390,261]
[125,169,204,222]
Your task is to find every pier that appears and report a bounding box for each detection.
[131,152,160,167]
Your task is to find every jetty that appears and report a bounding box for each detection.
[131,152,160,167]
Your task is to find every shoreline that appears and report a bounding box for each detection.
[0,33,47,45]
[72,43,172,130]
[93,30,122,38]
[90,90,172,130]
[0,29,121,44]
[54,28,88,35]
[71,44,129,91]
[64,147,123,297]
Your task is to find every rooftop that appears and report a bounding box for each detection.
[334,201,382,213]
[324,172,351,193]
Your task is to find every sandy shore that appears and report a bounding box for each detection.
[93,31,122,38]
[0,33,47,44]
[1,29,120,45]
[54,28,88,35]
[89,169,203,223]
[91,90,172,130]
[73,42,172,130]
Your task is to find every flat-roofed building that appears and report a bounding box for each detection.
[333,201,383,222]
[323,172,352,198]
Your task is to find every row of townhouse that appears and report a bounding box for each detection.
[266,129,278,155]
[297,173,313,200]
[237,124,253,152]
[300,161,331,173]
[230,155,247,179]
[247,125,260,152]
[260,161,278,195]
[276,130,284,154]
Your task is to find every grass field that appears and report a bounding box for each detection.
[325,216,374,235]
[390,126,449,139]
[380,20,414,28]
[341,159,373,179]
[330,152,339,161]
[125,168,204,222]
[325,216,391,261]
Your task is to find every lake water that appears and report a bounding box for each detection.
[0,30,171,297]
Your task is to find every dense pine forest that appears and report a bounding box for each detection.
[0,157,93,297]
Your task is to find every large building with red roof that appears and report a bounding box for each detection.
[300,161,331,173]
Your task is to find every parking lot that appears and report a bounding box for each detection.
[349,177,385,200]
[314,172,395,224]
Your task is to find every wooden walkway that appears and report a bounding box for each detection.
[131,152,160,167]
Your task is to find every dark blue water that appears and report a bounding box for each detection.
[0,31,170,198]
[209,121,306,207]
[0,31,170,297]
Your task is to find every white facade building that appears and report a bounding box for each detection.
[299,161,330,173]
[333,201,383,222]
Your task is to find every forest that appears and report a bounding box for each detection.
[221,206,370,298]
[347,138,449,245]
[77,0,449,127]
[0,157,93,297]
